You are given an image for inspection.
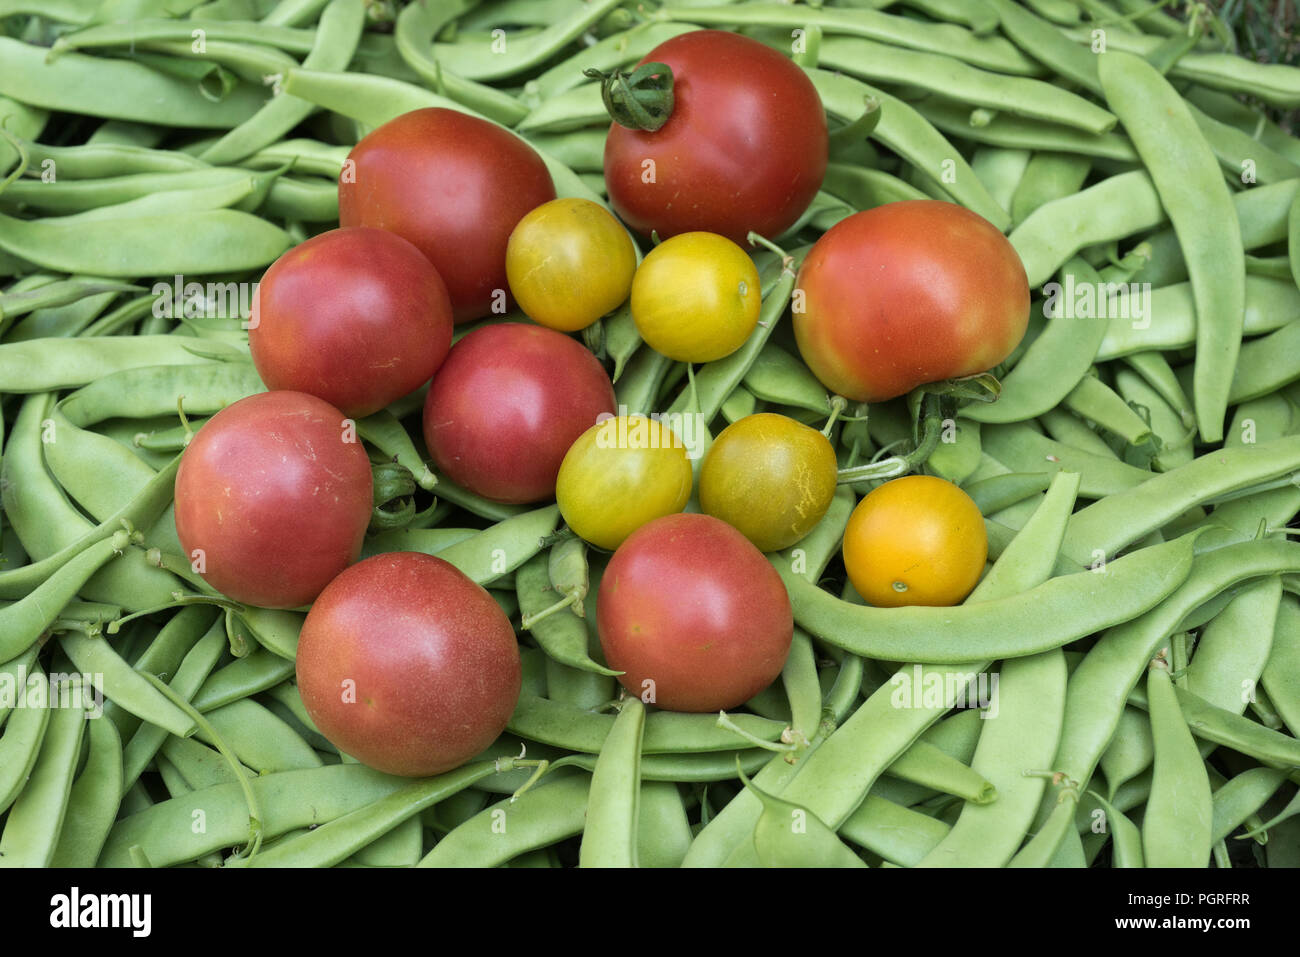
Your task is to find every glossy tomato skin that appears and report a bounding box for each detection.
[603,30,828,246]
[842,476,987,607]
[248,227,453,419]
[174,391,372,609]
[630,231,761,362]
[597,513,793,712]
[338,107,556,323]
[296,552,521,777]
[556,415,694,550]
[506,198,636,332]
[423,323,617,504]
[794,201,1030,403]
[699,413,838,552]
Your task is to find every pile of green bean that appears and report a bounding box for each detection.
[1,0,1299,869]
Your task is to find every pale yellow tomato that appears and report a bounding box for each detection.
[630,231,761,362]
[556,415,694,551]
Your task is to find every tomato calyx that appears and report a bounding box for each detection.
[918,372,1003,405]
[584,61,675,132]
[835,392,948,485]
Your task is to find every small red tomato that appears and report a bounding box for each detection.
[423,323,616,504]
[597,513,793,712]
[296,552,521,777]
[174,391,372,609]
[339,107,556,323]
[248,227,453,419]
[601,30,828,246]
[793,200,1030,403]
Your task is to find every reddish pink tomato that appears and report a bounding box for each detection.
[793,201,1030,403]
[174,391,372,609]
[296,552,521,777]
[248,227,453,419]
[423,323,616,504]
[602,30,828,246]
[597,513,793,712]
[338,107,556,323]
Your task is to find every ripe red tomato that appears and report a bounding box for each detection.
[793,200,1030,403]
[248,227,453,419]
[296,552,521,777]
[338,107,556,323]
[597,513,793,712]
[423,323,617,504]
[601,30,828,246]
[174,391,372,609]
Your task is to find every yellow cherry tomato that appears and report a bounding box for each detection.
[556,415,693,550]
[842,475,987,607]
[699,413,838,552]
[506,198,637,332]
[630,231,761,362]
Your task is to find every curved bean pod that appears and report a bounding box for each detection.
[48,713,123,868]
[779,533,1195,663]
[579,697,644,868]
[1099,50,1245,443]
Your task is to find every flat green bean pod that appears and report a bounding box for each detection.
[199,0,366,166]
[49,714,123,868]
[417,771,592,868]
[778,534,1195,663]
[808,69,1010,230]
[0,685,86,867]
[1049,539,1300,805]
[0,37,270,127]
[656,2,1043,75]
[508,692,788,754]
[1009,171,1164,289]
[914,97,1137,162]
[1144,657,1213,867]
[0,672,51,815]
[0,533,132,662]
[1210,767,1292,844]
[430,0,626,81]
[1099,50,1245,443]
[100,764,412,867]
[1062,434,1300,564]
[0,208,291,277]
[579,697,644,867]
[816,36,1115,133]
[238,760,502,868]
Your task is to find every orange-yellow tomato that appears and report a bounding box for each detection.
[841,475,987,607]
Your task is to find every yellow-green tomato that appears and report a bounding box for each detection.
[630,231,761,362]
[699,413,838,552]
[506,198,637,332]
[556,415,694,550]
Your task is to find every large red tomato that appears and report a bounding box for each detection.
[793,201,1030,403]
[423,323,617,504]
[338,107,556,323]
[248,227,453,419]
[296,552,521,777]
[601,30,827,246]
[174,391,372,609]
[597,513,793,712]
